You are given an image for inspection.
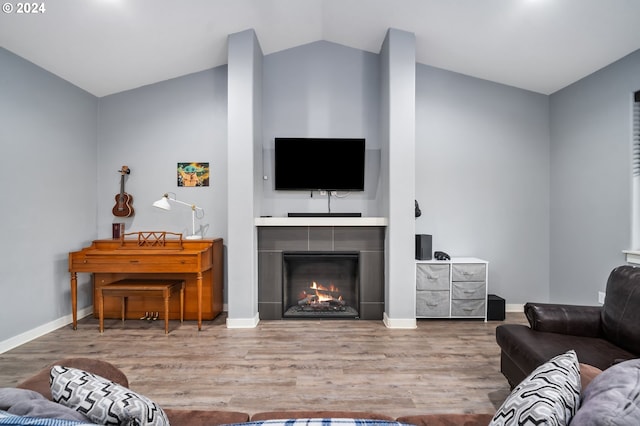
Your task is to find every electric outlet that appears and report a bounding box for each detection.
[331,191,337,196]
[320,190,327,196]
[598,291,606,304]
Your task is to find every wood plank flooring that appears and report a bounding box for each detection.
[0,313,527,419]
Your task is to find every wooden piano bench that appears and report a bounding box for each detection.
[98,279,185,334]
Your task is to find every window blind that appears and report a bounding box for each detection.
[632,91,640,249]
[634,91,640,177]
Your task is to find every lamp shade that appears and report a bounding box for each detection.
[152,196,171,210]
[152,193,204,240]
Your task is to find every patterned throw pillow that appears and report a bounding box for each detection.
[489,350,581,426]
[50,366,169,426]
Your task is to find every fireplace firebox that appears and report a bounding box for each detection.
[282,252,359,318]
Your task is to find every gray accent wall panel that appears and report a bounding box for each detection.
[258,303,283,320]
[334,227,385,251]
[308,227,334,251]
[359,251,385,303]
[258,227,309,251]
[258,251,283,303]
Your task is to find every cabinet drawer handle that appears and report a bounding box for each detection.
[129,260,139,263]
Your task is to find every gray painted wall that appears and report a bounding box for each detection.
[94,66,228,302]
[261,41,383,217]
[96,67,228,242]
[0,48,98,343]
[415,64,550,304]
[95,67,229,303]
[549,49,640,304]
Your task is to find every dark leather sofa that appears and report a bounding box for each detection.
[496,265,640,388]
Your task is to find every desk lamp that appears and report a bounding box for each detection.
[153,193,204,240]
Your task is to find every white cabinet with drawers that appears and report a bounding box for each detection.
[416,257,488,320]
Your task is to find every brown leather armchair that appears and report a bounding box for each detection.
[496,265,640,388]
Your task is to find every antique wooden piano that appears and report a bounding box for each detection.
[68,232,223,331]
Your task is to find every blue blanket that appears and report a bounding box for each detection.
[0,410,97,426]
[224,420,411,426]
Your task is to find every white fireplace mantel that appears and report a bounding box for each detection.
[623,250,640,264]
[255,217,388,227]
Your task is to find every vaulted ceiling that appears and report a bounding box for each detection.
[1,0,639,97]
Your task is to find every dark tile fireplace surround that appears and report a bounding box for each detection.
[257,226,386,320]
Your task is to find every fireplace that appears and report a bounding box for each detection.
[257,225,385,320]
[282,252,359,318]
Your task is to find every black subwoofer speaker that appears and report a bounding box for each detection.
[415,234,432,260]
[488,294,506,321]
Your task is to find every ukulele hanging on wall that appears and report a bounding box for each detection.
[112,165,134,217]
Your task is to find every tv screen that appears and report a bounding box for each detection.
[275,138,365,191]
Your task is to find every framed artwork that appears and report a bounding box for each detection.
[177,162,210,187]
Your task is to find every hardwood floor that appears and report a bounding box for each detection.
[0,313,527,418]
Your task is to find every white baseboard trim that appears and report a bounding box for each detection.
[0,302,524,351]
[0,307,93,354]
[383,312,417,329]
[226,312,260,328]
[506,303,525,313]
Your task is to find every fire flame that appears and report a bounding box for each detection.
[300,281,343,304]
[310,281,339,292]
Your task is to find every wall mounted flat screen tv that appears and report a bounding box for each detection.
[275,138,365,191]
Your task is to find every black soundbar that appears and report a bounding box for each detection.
[288,212,362,218]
